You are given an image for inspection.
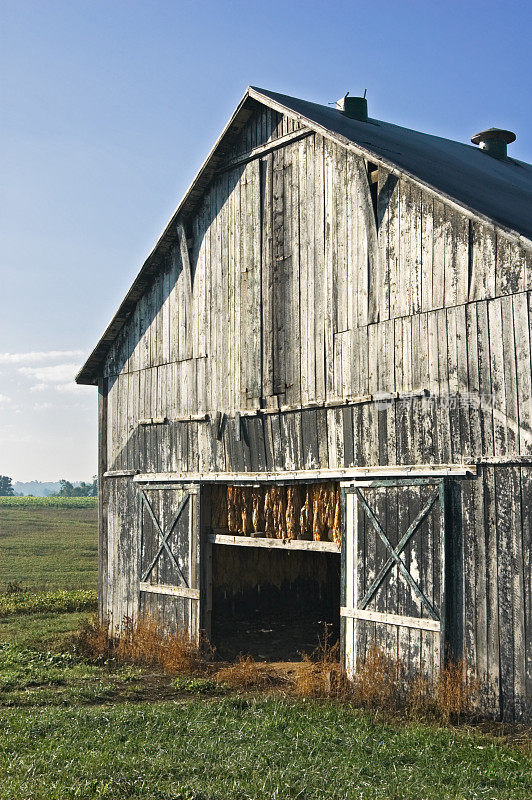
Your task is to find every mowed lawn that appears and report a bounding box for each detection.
[0,497,98,591]
[0,498,531,799]
[2,698,530,800]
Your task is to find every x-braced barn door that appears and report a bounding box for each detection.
[341,478,458,682]
[137,484,201,643]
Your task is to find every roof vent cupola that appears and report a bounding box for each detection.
[336,92,368,121]
[471,127,516,160]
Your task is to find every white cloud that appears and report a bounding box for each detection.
[19,363,81,385]
[55,381,93,395]
[0,351,96,481]
[0,350,84,365]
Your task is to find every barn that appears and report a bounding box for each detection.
[76,87,532,721]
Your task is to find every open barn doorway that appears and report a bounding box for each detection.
[205,483,342,661]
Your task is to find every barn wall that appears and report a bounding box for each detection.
[461,466,531,720]
[104,292,532,474]
[102,114,532,471]
[98,106,532,720]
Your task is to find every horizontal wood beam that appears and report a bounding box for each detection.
[134,465,475,485]
[340,607,441,632]
[139,582,200,599]
[218,128,312,173]
[138,414,210,425]
[207,533,339,552]
[477,455,532,465]
[104,470,138,478]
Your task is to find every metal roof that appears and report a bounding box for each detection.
[76,87,532,385]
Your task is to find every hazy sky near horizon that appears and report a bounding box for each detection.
[2,0,531,481]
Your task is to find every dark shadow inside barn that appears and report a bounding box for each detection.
[210,545,341,661]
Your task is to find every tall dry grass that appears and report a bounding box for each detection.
[73,616,482,722]
[214,655,280,689]
[72,613,206,675]
[294,642,481,722]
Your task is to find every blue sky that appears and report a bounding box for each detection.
[1,0,531,481]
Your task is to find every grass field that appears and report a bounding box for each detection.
[0,497,98,591]
[1,697,530,800]
[0,498,530,799]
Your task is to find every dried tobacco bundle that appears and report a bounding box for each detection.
[240,487,252,535]
[221,482,341,545]
[227,485,238,533]
[264,488,275,536]
[285,486,301,540]
[252,487,263,533]
[272,486,286,538]
[299,487,311,538]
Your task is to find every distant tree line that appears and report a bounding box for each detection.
[0,475,97,497]
[56,476,98,497]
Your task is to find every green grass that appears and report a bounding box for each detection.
[0,501,97,591]
[171,675,231,695]
[0,610,95,649]
[0,641,149,709]
[0,697,529,800]
[0,589,97,617]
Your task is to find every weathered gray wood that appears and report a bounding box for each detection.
[285,142,301,405]
[139,583,200,599]
[93,105,532,720]
[219,128,312,173]
[514,294,532,454]
[133,465,473,484]
[208,533,339,552]
[340,607,441,632]
[519,467,532,717]
[98,378,108,623]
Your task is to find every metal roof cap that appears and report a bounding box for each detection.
[471,127,516,159]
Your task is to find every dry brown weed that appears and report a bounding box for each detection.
[433,659,481,722]
[294,643,482,722]
[72,617,483,721]
[71,613,206,675]
[70,614,112,660]
[214,655,278,689]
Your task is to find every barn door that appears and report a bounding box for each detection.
[341,478,455,681]
[137,483,201,643]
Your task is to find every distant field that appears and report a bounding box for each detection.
[0,498,98,592]
[0,496,97,509]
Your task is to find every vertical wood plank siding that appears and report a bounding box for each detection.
[99,108,531,720]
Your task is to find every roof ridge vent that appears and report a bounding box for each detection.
[336,92,368,121]
[471,127,516,160]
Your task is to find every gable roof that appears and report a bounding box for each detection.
[77,86,532,385]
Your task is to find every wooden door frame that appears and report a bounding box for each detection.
[136,482,201,641]
[340,477,461,677]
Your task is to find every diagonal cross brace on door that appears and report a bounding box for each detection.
[355,486,441,621]
[140,490,189,587]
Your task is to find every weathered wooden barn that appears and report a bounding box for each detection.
[77,87,532,720]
